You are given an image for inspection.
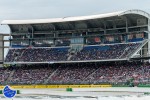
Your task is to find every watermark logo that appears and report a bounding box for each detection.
[3,85,17,99]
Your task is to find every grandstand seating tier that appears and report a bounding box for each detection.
[0,62,150,85]
[5,42,142,62]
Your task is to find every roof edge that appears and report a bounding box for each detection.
[1,11,123,25]
[119,9,150,19]
[1,9,150,25]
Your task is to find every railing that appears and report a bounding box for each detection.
[4,59,127,64]
[130,39,148,58]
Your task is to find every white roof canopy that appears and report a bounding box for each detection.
[1,9,150,25]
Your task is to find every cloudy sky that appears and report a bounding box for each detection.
[0,0,150,33]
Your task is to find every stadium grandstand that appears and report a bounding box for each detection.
[0,9,150,86]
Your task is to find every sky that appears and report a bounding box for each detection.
[0,0,150,56]
[0,0,150,33]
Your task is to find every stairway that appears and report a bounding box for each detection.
[5,69,15,83]
[129,39,148,58]
[44,67,60,84]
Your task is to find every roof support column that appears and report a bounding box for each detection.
[147,19,150,62]
[121,16,128,33]
[101,19,107,34]
[125,18,128,33]
[31,26,34,38]
[0,34,4,67]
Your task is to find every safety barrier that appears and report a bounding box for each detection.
[0,85,112,89]
[138,84,150,87]
[112,85,129,87]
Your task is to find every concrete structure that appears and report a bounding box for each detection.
[0,33,9,67]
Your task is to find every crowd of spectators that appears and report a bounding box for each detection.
[47,62,150,85]
[70,43,141,61]
[0,67,12,85]
[86,62,150,84]
[0,61,149,85]
[6,64,57,85]
[5,42,141,62]
[48,63,99,84]
[5,48,69,62]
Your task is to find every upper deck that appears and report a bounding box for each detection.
[1,9,150,48]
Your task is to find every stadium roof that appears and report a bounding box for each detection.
[0,33,9,36]
[1,9,150,25]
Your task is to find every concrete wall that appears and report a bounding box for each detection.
[0,35,3,67]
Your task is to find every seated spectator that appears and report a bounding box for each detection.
[0,61,149,85]
[5,42,141,62]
